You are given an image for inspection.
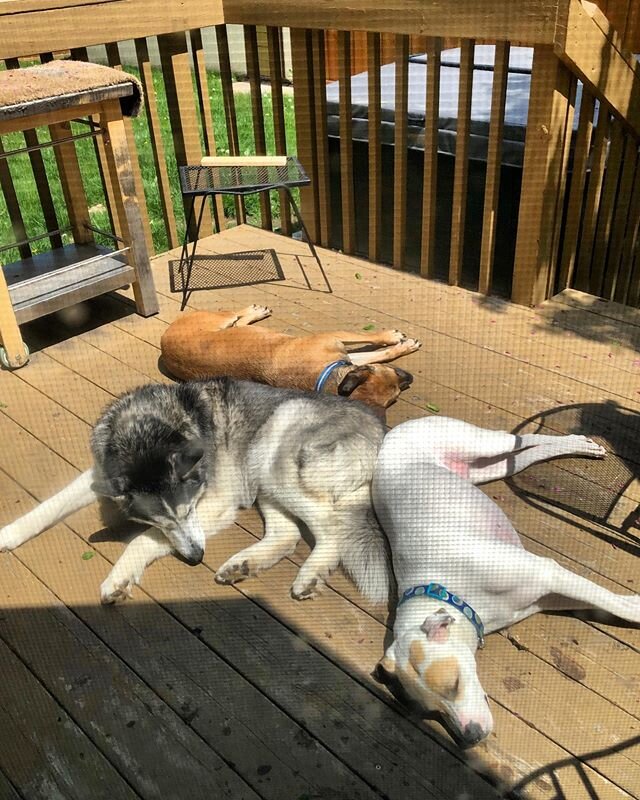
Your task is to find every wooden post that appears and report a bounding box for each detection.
[511,46,573,307]
[393,34,409,270]
[189,29,226,230]
[245,24,273,230]
[267,26,293,236]
[135,37,180,248]
[449,39,474,286]
[158,31,212,238]
[100,99,158,317]
[49,121,94,246]
[0,271,27,368]
[290,28,319,244]
[338,30,355,255]
[105,42,154,254]
[367,31,382,263]
[478,41,509,294]
[420,37,442,278]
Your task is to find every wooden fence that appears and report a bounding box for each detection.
[2,0,640,308]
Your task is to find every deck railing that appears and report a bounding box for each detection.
[2,0,640,308]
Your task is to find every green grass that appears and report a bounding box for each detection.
[0,64,297,265]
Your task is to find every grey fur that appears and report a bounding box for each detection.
[88,378,391,602]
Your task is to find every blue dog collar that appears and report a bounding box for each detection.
[314,360,350,393]
[398,582,485,647]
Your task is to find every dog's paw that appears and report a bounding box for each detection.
[290,576,322,601]
[100,574,135,605]
[215,556,252,585]
[400,337,421,353]
[564,435,606,458]
[0,523,26,552]
[381,329,407,344]
[240,304,272,323]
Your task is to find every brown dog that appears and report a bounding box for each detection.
[160,305,420,413]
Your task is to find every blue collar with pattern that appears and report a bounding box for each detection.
[314,360,350,393]
[398,582,485,647]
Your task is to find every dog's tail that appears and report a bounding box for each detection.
[340,505,391,606]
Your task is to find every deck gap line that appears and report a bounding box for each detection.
[0,490,317,799]
[0,469,407,800]
[0,597,146,800]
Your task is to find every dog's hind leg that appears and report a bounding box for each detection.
[100,528,173,604]
[215,498,300,585]
[0,469,96,551]
[290,517,342,600]
[468,435,606,484]
[536,556,640,624]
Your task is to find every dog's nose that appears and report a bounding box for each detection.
[395,368,413,389]
[185,546,204,566]
[461,722,487,747]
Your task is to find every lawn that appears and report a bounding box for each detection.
[0,64,297,265]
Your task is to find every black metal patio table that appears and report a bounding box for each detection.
[172,156,323,310]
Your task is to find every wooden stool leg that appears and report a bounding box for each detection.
[0,269,28,369]
[49,121,94,245]
[100,100,158,317]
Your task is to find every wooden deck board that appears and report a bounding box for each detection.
[1,226,640,798]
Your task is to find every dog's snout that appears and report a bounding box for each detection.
[185,546,204,566]
[395,368,414,390]
[460,721,487,747]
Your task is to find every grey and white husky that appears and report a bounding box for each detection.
[0,379,390,605]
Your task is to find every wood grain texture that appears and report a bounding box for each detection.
[448,39,474,286]
[0,0,225,60]
[244,24,272,230]
[267,26,292,235]
[215,24,245,224]
[420,37,442,278]
[558,89,595,290]
[100,99,158,316]
[512,48,574,306]
[105,41,154,254]
[338,30,355,255]
[311,28,331,247]
[367,31,382,263]
[392,34,409,270]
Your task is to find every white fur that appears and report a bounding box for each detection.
[372,417,637,746]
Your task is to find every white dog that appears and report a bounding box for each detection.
[372,416,639,747]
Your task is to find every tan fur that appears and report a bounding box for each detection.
[423,657,461,701]
[160,308,415,413]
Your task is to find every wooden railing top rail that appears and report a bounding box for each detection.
[0,0,224,59]
[223,0,561,44]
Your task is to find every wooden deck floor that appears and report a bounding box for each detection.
[1,225,640,800]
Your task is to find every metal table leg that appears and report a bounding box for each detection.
[180,196,208,311]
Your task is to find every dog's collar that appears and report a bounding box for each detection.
[398,582,485,648]
[314,360,350,393]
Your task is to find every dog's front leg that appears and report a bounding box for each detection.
[0,469,97,551]
[100,528,173,604]
[215,497,301,585]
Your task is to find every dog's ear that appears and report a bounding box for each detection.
[337,366,372,396]
[91,475,128,500]
[421,609,455,643]
[170,439,205,480]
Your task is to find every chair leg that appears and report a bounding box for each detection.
[284,186,331,292]
[0,269,28,369]
[181,197,209,310]
[100,99,158,317]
